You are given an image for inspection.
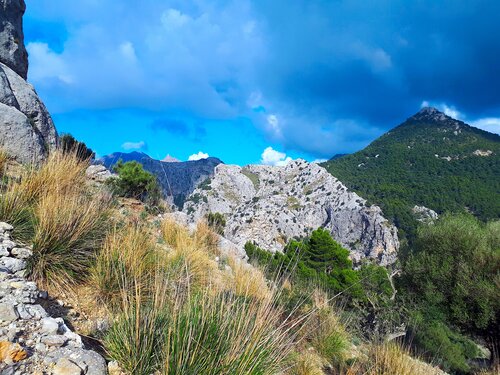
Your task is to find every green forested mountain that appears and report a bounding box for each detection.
[322,107,500,242]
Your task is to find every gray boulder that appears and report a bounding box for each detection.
[1,62,58,149]
[0,102,47,164]
[0,0,28,79]
[0,64,18,107]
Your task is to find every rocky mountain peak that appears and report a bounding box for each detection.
[0,0,28,79]
[411,106,451,122]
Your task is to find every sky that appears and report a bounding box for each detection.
[23,0,500,165]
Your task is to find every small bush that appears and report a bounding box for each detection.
[206,212,226,235]
[108,160,161,206]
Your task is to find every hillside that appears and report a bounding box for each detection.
[322,107,500,241]
[99,151,223,207]
[181,159,399,265]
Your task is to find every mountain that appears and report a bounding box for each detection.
[322,107,500,241]
[99,151,223,207]
[0,0,58,164]
[182,159,399,265]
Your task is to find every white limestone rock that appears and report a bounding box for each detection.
[183,159,399,265]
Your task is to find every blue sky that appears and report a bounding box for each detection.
[23,0,500,165]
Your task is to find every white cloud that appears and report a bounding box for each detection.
[470,117,500,134]
[260,147,292,166]
[122,141,147,150]
[312,158,327,164]
[188,151,209,161]
[161,8,191,29]
[119,41,137,62]
[26,42,73,84]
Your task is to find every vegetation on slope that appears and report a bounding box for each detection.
[399,214,500,373]
[1,147,494,374]
[322,109,500,243]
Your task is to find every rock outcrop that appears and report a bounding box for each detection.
[0,0,28,79]
[0,0,58,164]
[183,159,399,265]
[0,222,107,374]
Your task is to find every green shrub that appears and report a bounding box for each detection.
[400,213,500,373]
[245,228,364,301]
[108,160,161,206]
[206,212,226,235]
[411,318,478,373]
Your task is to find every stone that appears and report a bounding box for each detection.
[1,62,58,150]
[40,317,59,335]
[0,222,13,231]
[41,334,67,347]
[0,239,15,251]
[52,358,83,375]
[0,257,25,273]
[0,303,18,321]
[86,164,115,182]
[10,247,31,259]
[46,348,107,375]
[412,205,439,223]
[0,0,28,79]
[0,246,8,257]
[0,102,47,164]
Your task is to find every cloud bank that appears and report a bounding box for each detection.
[25,0,500,159]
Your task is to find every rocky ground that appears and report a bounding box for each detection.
[0,222,107,375]
[183,159,399,265]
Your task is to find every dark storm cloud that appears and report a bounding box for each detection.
[25,0,500,158]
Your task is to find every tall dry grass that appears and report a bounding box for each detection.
[346,343,445,375]
[105,270,304,375]
[100,218,309,374]
[27,190,109,289]
[0,150,110,289]
[0,149,8,177]
[91,224,158,309]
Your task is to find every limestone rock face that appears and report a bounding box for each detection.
[0,102,47,164]
[2,62,58,149]
[183,160,399,265]
[0,0,28,79]
[0,1,58,164]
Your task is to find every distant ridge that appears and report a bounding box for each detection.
[322,107,500,241]
[99,151,223,207]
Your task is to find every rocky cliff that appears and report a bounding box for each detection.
[0,0,58,164]
[183,159,399,265]
[99,151,223,207]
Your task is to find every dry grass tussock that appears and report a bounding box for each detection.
[91,224,158,310]
[0,149,9,177]
[289,350,326,375]
[93,219,306,374]
[0,150,110,290]
[346,343,445,375]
